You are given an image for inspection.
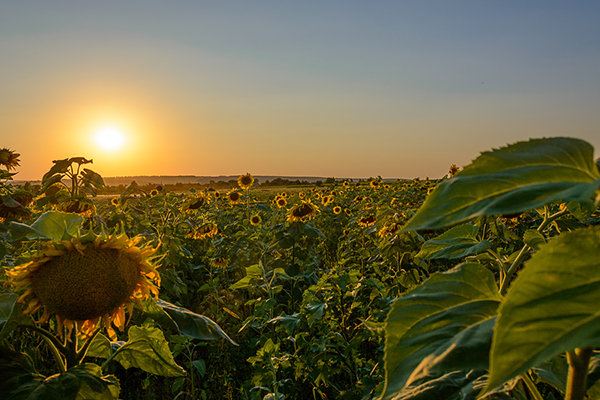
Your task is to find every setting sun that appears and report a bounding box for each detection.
[95,126,125,151]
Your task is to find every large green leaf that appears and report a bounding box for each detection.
[404,137,600,231]
[384,370,484,400]
[0,292,31,339]
[414,224,491,260]
[10,211,84,241]
[0,346,45,400]
[0,349,118,400]
[382,263,501,399]
[157,299,237,345]
[112,325,186,377]
[31,211,83,240]
[486,226,600,392]
[73,363,119,400]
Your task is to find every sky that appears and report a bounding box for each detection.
[1,1,599,181]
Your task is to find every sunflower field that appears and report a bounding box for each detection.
[1,137,600,400]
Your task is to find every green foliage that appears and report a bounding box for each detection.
[3,137,599,399]
[487,227,600,392]
[404,137,600,231]
[382,263,500,399]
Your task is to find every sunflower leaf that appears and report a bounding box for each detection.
[112,325,186,377]
[404,137,600,231]
[382,263,501,399]
[414,223,491,260]
[0,292,32,339]
[157,299,237,345]
[486,226,600,392]
[29,211,83,241]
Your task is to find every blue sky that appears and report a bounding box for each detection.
[2,1,599,179]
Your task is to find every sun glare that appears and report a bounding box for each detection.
[95,127,125,151]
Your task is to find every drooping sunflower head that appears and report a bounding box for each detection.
[287,200,319,223]
[186,192,210,210]
[237,173,254,190]
[58,198,94,216]
[228,190,241,204]
[250,214,262,226]
[210,257,228,269]
[188,222,219,239]
[5,233,160,339]
[358,215,376,227]
[0,148,21,171]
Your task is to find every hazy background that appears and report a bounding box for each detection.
[2,1,599,180]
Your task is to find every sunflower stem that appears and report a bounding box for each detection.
[499,208,567,295]
[65,325,79,369]
[522,372,544,400]
[74,327,102,365]
[566,348,593,400]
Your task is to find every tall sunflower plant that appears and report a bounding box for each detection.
[1,216,235,399]
[379,137,600,400]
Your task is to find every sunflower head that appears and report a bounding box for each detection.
[333,206,342,215]
[358,215,376,227]
[210,257,228,269]
[250,214,262,226]
[150,189,159,197]
[369,180,380,188]
[0,148,21,171]
[110,197,119,207]
[321,195,334,206]
[275,196,287,208]
[189,222,218,239]
[287,200,319,223]
[59,198,94,216]
[237,173,254,190]
[5,233,160,339]
[228,190,241,204]
[186,193,210,210]
[448,164,460,177]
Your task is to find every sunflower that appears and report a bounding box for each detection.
[369,180,380,189]
[5,233,160,339]
[213,190,221,199]
[189,222,218,239]
[333,206,342,215]
[344,208,352,216]
[210,257,228,269]
[298,192,305,199]
[342,181,349,188]
[0,148,21,171]
[186,192,210,210]
[358,215,376,227]
[448,164,460,177]
[59,198,94,216]
[250,214,262,226]
[287,200,318,223]
[228,190,241,204]
[150,189,159,197]
[321,195,333,206]
[110,197,119,207]
[275,196,287,208]
[237,173,254,190]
